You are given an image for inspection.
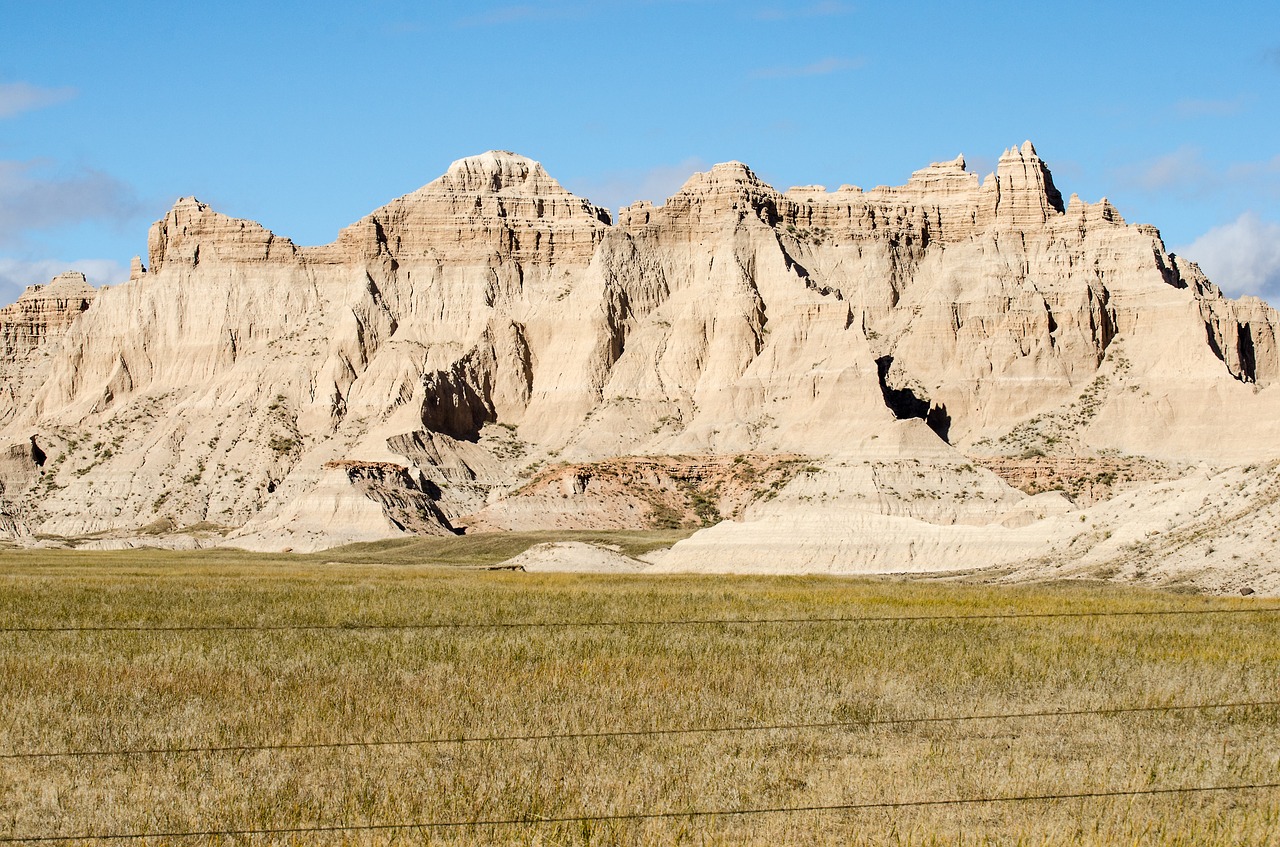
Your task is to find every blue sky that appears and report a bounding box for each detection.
[2,1,1279,304]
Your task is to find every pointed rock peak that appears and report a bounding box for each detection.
[999,140,1044,163]
[954,154,966,170]
[147,194,291,272]
[994,139,1064,214]
[1097,197,1125,224]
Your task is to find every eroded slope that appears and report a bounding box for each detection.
[1,144,1277,593]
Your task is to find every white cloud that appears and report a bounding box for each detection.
[0,160,142,246]
[0,82,76,119]
[1176,212,1280,299]
[751,56,864,79]
[0,257,129,308]
[565,157,710,213]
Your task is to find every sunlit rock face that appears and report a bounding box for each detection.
[2,144,1278,582]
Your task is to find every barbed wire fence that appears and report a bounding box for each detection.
[2,603,1277,841]
[1,783,1278,843]
[0,604,1276,633]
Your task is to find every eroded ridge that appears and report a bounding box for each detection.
[1,145,1277,593]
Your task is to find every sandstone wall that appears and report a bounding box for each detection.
[3,144,1278,553]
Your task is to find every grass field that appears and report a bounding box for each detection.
[0,547,1277,845]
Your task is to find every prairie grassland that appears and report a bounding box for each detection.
[0,549,1277,845]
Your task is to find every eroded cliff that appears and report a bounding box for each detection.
[2,144,1278,592]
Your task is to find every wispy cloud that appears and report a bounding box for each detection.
[1177,212,1280,300]
[751,56,864,79]
[1119,146,1214,196]
[754,1,852,20]
[1118,147,1280,201]
[0,82,76,119]
[0,160,143,247]
[1225,154,1280,185]
[1174,96,1246,119]
[0,257,129,308]
[565,157,709,212]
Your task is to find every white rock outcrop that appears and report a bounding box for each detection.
[1,144,1278,592]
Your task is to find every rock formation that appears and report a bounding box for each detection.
[0,272,96,425]
[2,143,1278,593]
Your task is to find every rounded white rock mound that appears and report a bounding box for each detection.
[500,541,648,573]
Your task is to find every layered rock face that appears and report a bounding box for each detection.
[0,272,97,359]
[0,272,97,426]
[2,144,1279,592]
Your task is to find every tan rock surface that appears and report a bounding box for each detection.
[0,272,96,428]
[500,541,647,573]
[463,454,810,532]
[975,454,1181,506]
[2,144,1279,592]
[0,272,96,360]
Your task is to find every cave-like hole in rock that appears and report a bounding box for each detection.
[875,356,951,443]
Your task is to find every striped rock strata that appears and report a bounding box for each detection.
[1,144,1278,594]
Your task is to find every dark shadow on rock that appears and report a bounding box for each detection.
[876,355,951,443]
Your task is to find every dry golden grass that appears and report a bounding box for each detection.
[0,548,1277,845]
